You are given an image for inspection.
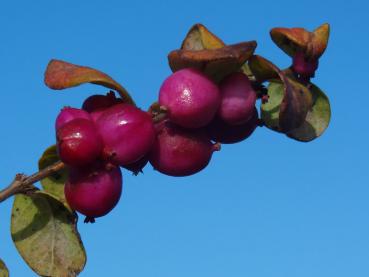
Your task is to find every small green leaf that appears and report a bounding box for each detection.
[181,23,225,50]
[287,84,331,142]
[168,41,257,82]
[0,259,9,277]
[11,192,86,277]
[44,59,134,105]
[261,81,284,132]
[38,145,70,210]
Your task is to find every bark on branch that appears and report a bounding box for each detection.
[0,160,65,203]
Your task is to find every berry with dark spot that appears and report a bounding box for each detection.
[123,156,149,176]
[208,108,259,144]
[82,91,123,113]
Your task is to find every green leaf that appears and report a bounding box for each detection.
[38,145,70,210]
[0,259,9,277]
[287,84,331,142]
[11,191,86,277]
[181,23,225,50]
[261,81,284,132]
[44,59,134,105]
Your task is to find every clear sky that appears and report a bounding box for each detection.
[1,0,369,276]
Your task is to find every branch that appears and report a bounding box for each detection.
[0,160,65,203]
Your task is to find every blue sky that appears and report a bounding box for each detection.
[1,0,369,276]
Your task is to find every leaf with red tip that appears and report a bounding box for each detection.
[44,59,134,105]
[181,23,225,50]
[287,84,331,142]
[0,259,9,277]
[38,145,71,211]
[11,192,86,277]
[270,23,330,59]
[248,55,279,83]
[168,41,257,82]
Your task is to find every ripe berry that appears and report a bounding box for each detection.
[149,121,220,177]
[82,91,123,113]
[65,163,122,222]
[55,107,91,130]
[56,118,103,167]
[292,51,319,78]
[208,108,259,144]
[95,103,155,166]
[218,72,257,125]
[159,68,220,128]
[123,155,149,176]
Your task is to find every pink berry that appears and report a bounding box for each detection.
[149,121,220,177]
[292,51,319,78]
[218,72,257,125]
[82,91,123,113]
[208,108,259,144]
[123,155,149,176]
[56,118,103,166]
[55,107,91,130]
[95,103,155,166]
[159,68,220,128]
[90,110,105,122]
[65,163,122,222]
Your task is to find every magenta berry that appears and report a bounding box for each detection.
[208,108,259,144]
[159,68,220,128]
[149,121,220,177]
[65,163,122,221]
[123,156,149,176]
[95,103,155,166]
[56,118,103,166]
[82,91,123,113]
[218,72,257,125]
[90,110,105,122]
[55,107,91,130]
[292,51,319,78]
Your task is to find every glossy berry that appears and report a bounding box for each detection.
[55,107,91,130]
[56,118,103,167]
[123,155,149,176]
[149,121,220,177]
[159,68,220,128]
[82,91,123,113]
[65,163,122,222]
[95,103,155,166]
[218,72,257,125]
[208,108,259,144]
[292,51,319,78]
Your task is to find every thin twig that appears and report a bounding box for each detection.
[0,160,65,203]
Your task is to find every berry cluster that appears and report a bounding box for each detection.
[56,68,258,222]
[47,23,331,223]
